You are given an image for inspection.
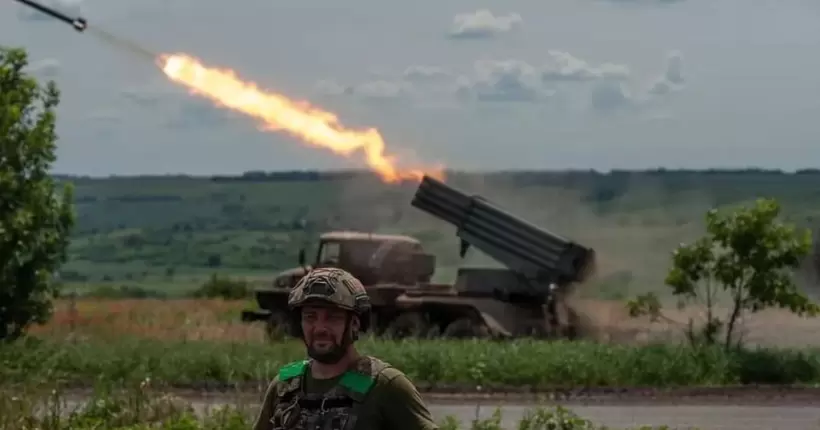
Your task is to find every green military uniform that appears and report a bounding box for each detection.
[252,267,439,430]
[252,356,438,430]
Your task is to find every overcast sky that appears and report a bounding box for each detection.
[3,0,820,176]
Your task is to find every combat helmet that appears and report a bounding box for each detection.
[287,267,372,336]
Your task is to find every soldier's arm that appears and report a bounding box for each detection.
[378,371,439,430]
[252,376,280,430]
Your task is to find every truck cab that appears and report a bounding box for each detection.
[241,230,438,334]
[272,231,435,289]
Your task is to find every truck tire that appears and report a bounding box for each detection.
[383,312,436,339]
[443,318,489,339]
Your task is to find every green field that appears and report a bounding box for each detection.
[5,336,820,389]
[56,169,820,298]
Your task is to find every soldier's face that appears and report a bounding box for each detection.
[301,306,358,355]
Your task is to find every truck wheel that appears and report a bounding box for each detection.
[265,312,291,341]
[443,318,489,339]
[383,313,432,339]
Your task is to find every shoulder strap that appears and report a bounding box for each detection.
[338,371,376,396]
[336,356,392,400]
[278,360,309,381]
[276,360,308,398]
[337,357,392,430]
[275,357,392,401]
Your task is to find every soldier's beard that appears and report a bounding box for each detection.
[307,340,348,364]
[306,322,354,365]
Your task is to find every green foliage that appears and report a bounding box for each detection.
[190,274,251,300]
[82,285,169,299]
[629,198,819,348]
[3,337,820,388]
[0,46,75,341]
[442,406,618,430]
[0,384,682,430]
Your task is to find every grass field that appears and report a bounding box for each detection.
[4,298,819,391]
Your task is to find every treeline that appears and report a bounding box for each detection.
[54,167,820,183]
[52,167,820,282]
[59,168,820,240]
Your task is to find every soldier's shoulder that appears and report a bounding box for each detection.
[260,374,281,401]
[375,366,409,386]
[369,363,425,402]
[359,356,410,384]
[351,355,388,373]
[261,360,308,400]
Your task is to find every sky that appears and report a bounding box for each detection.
[2,0,820,176]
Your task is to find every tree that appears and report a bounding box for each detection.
[628,198,818,349]
[0,46,75,342]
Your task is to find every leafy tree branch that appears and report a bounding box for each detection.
[0,46,76,341]
[628,198,819,349]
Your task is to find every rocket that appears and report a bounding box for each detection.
[14,0,88,32]
[14,0,161,62]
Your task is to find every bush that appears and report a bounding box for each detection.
[190,274,250,300]
[629,198,818,348]
[0,46,76,341]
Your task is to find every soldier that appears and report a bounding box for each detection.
[252,267,439,430]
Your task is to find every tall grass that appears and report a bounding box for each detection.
[6,298,820,390]
[3,336,820,389]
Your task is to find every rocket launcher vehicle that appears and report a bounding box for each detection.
[411,175,597,295]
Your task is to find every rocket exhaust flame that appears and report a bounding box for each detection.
[13,0,443,183]
[158,54,444,183]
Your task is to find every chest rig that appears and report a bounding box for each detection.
[270,356,390,430]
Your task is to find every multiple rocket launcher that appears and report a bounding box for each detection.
[410,175,597,296]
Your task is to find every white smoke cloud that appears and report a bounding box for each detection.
[447,10,523,40]
[314,50,685,113]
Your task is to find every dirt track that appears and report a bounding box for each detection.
[566,297,820,348]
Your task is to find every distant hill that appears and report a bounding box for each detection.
[53,169,820,295]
